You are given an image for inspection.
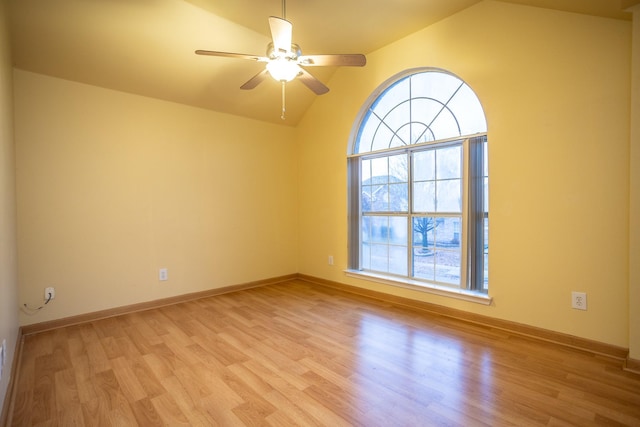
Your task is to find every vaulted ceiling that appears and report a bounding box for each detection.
[8,0,634,126]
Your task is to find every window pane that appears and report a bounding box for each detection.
[433,217,462,285]
[483,141,489,212]
[412,217,436,248]
[483,141,488,176]
[362,216,407,275]
[436,217,462,250]
[436,179,461,212]
[361,184,373,212]
[356,113,381,153]
[361,243,371,269]
[362,216,371,244]
[360,216,373,244]
[446,83,487,135]
[363,154,409,213]
[371,125,395,152]
[483,253,489,290]
[483,177,489,213]
[428,110,461,140]
[412,217,437,280]
[361,158,371,182]
[411,123,435,144]
[388,183,408,211]
[389,245,408,275]
[372,78,410,119]
[370,243,388,272]
[413,250,434,281]
[413,150,435,181]
[389,216,407,245]
[412,217,460,284]
[382,102,411,146]
[370,185,388,211]
[413,181,435,212]
[484,217,489,249]
[355,70,486,154]
[436,146,461,179]
[389,154,408,181]
[410,72,462,107]
[390,130,408,149]
[435,251,461,285]
[369,216,389,243]
[371,157,388,179]
[410,98,443,143]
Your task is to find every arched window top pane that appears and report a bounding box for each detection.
[352,70,486,154]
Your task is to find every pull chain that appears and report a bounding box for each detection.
[281,81,286,120]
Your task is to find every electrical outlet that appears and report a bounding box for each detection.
[328,256,334,266]
[159,268,168,281]
[44,287,55,300]
[571,291,587,310]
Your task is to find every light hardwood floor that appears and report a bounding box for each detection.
[8,280,640,426]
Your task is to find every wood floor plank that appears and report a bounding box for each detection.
[142,351,175,381]
[109,356,148,403]
[159,375,219,426]
[10,280,640,426]
[128,355,166,399]
[108,392,138,426]
[262,388,326,427]
[92,369,123,411]
[83,340,111,374]
[53,368,80,412]
[81,397,110,426]
[130,396,163,426]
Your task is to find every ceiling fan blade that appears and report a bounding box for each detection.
[298,68,329,95]
[268,16,292,53]
[298,54,367,67]
[240,68,270,90]
[195,50,267,62]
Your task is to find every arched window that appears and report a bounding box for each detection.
[347,69,489,300]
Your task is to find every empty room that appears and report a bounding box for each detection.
[1,0,640,425]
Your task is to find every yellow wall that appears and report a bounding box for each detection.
[14,70,299,325]
[11,0,636,353]
[297,1,632,347]
[0,0,19,411]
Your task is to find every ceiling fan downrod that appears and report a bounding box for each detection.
[281,81,286,120]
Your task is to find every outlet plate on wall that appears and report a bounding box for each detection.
[571,291,587,310]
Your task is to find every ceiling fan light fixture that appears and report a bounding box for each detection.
[266,57,301,82]
[195,0,366,105]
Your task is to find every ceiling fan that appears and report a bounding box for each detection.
[195,0,366,119]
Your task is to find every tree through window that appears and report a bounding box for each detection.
[348,69,488,293]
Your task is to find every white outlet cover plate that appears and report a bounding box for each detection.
[571,291,587,310]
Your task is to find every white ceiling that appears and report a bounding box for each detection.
[8,0,634,126]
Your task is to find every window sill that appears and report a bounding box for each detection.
[344,270,493,305]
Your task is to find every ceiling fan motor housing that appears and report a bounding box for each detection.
[267,42,301,60]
